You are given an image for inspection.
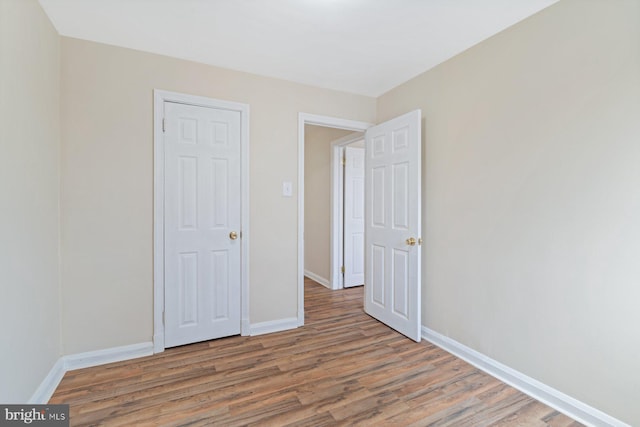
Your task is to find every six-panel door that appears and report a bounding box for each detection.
[164,101,242,347]
[364,110,422,342]
[344,146,365,287]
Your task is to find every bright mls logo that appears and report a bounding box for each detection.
[0,405,68,426]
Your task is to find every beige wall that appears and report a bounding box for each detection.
[377,0,640,424]
[303,125,353,283]
[4,2,635,422]
[0,0,61,402]
[59,37,376,354]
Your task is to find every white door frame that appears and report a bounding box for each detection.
[330,134,365,290]
[154,89,250,353]
[297,113,373,326]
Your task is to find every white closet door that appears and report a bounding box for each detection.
[164,101,242,347]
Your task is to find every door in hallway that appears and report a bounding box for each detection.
[343,146,365,287]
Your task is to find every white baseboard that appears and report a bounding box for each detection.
[304,270,330,288]
[64,342,154,371]
[33,329,622,425]
[421,326,629,427]
[250,317,298,336]
[28,358,66,404]
[28,342,154,404]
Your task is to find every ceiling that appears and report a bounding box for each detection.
[38,0,559,97]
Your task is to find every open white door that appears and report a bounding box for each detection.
[364,110,421,342]
[343,146,365,287]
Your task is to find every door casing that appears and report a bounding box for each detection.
[154,89,250,353]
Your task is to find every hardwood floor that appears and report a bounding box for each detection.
[50,278,582,426]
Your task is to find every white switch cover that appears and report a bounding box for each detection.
[282,181,293,197]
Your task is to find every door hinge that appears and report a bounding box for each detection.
[341,265,345,275]
[342,156,346,166]
[162,311,165,325]
[162,118,166,132]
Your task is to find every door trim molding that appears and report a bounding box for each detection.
[330,133,365,290]
[153,89,250,353]
[297,113,372,326]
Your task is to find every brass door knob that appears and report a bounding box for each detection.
[229,231,238,240]
[406,237,416,246]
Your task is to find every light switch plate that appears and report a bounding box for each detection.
[282,181,293,197]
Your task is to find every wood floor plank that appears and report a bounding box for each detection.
[50,277,583,426]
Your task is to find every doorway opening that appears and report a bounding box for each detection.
[304,127,365,290]
[298,110,423,341]
[297,114,372,326]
